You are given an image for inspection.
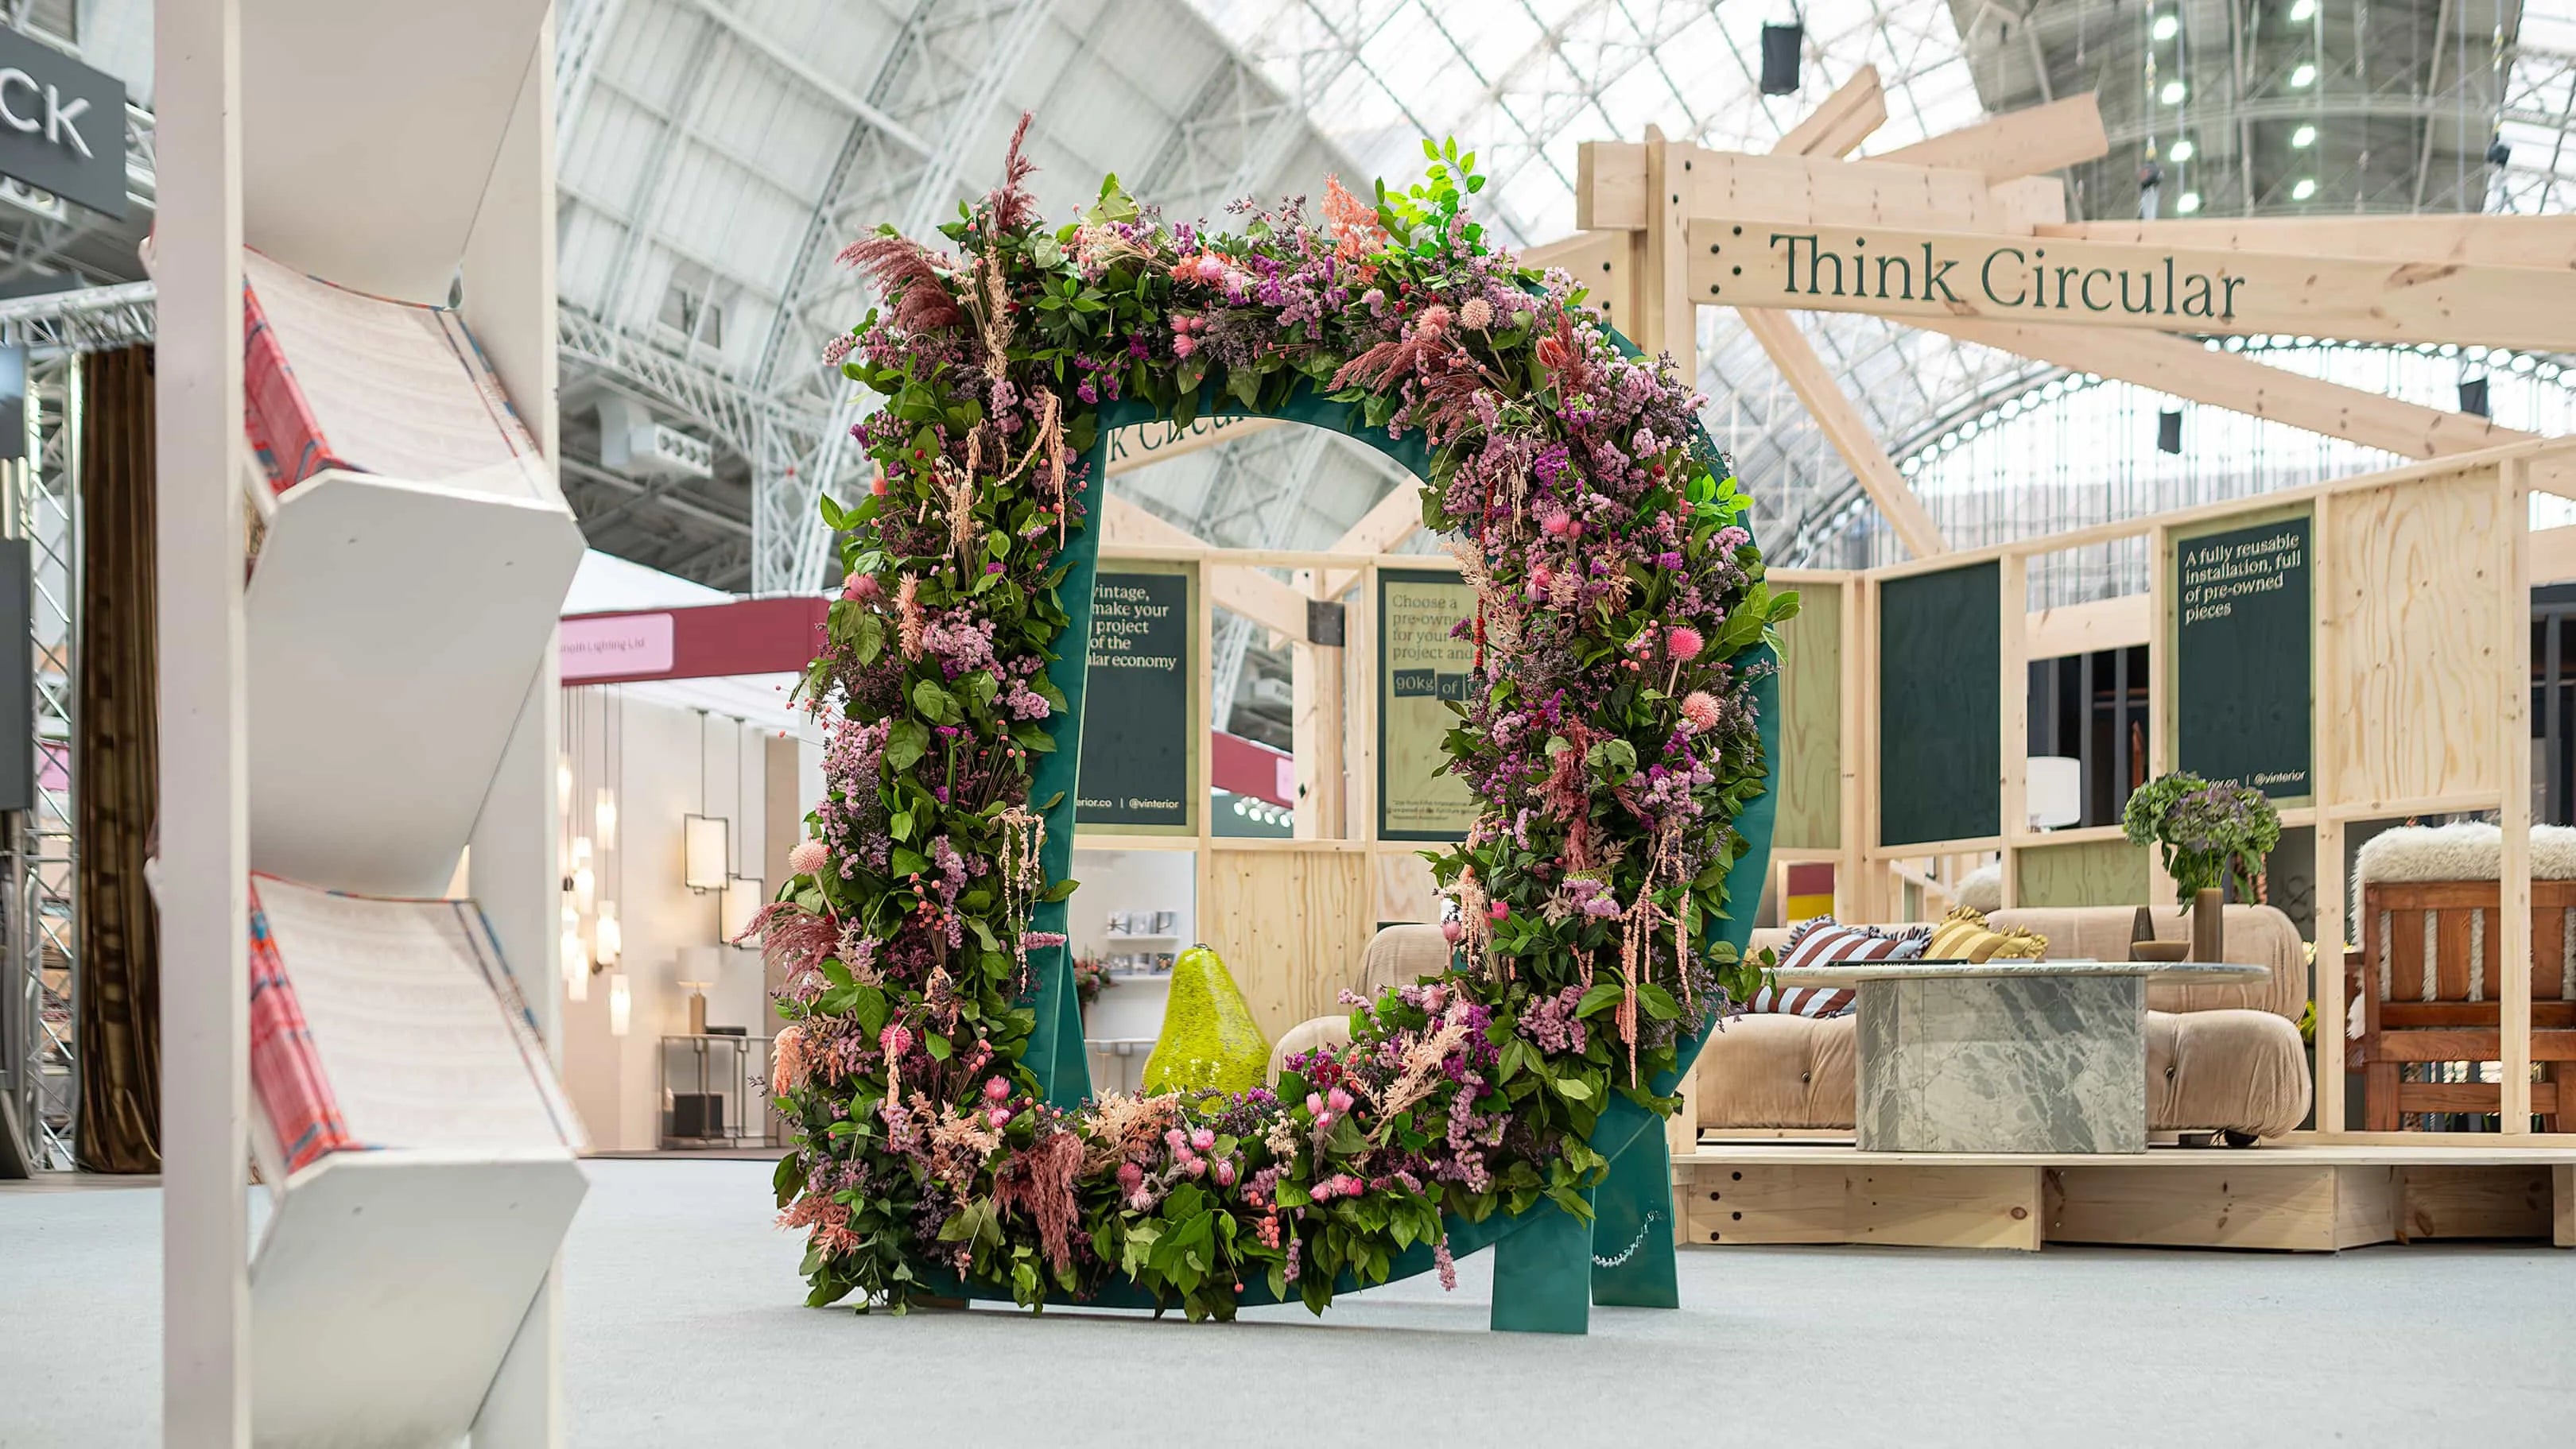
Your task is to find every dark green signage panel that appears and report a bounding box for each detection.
[1077,567,1193,830]
[1379,568,1479,842]
[1879,561,2000,848]
[2174,512,2311,800]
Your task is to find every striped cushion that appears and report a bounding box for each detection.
[1747,918,1930,1016]
[1925,905,2049,964]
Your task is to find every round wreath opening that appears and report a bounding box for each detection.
[751,118,1797,1321]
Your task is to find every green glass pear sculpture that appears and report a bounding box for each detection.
[1141,943,1271,1103]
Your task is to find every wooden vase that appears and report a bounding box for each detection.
[2189,888,2225,962]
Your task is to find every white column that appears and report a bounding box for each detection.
[156,2,250,1445]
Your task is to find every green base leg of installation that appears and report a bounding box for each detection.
[1587,1125,1680,1309]
[1488,1185,1596,1335]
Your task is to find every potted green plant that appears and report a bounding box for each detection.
[2121,770,2281,961]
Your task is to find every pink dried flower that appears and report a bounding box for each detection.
[880,1023,914,1060]
[1680,691,1722,731]
[1667,626,1704,661]
[1488,899,1509,920]
[984,1076,1011,1102]
[1172,335,1197,358]
[1215,1159,1237,1187]
[821,333,856,366]
[1538,507,1573,537]
[788,840,829,877]
[987,1106,1012,1129]
[771,1021,809,1096]
[843,571,883,604]
[1458,296,1493,330]
[1116,1160,1144,1191]
[1189,1126,1216,1152]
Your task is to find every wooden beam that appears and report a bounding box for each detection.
[1910,316,2533,460]
[1319,483,1430,598]
[2533,523,2576,586]
[2026,593,2151,659]
[1776,66,1886,158]
[1876,95,2109,181]
[1581,146,2065,236]
[1699,219,2576,351]
[2043,215,2576,272]
[1738,308,1946,558]
[1102,498,1309,642]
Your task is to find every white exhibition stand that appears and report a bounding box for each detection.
[158,2,581,1445]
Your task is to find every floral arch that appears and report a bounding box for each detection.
[752,120,1793,1334]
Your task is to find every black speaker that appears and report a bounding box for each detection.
[2156,409,2183,455]
[1760,23,1802,95]
[2460,376,2491,417]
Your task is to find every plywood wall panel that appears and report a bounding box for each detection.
[1203,848,1373,1044]
[1774,580,1844,850]
[2015,838,2152,909]
[2322,467,2507,808]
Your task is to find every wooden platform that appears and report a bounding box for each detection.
[1675,1143,2576,1253]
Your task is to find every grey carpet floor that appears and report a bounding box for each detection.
[5,1159,2572,1447]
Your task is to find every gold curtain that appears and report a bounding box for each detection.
[76,345,159,1172]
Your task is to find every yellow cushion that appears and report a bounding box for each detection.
[1926,905,2048,963]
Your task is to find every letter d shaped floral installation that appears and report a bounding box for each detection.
[749,118,1796,1324]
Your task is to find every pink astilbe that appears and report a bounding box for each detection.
[771,1022,811,1096]
[836,234,963,333]
[991,1128,1085,1275]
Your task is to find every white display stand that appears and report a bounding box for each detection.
[157,3,579,1445]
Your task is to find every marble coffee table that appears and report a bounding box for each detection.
[1765,959,2269,1154]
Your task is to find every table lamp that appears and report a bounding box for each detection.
[679,943,724,1036]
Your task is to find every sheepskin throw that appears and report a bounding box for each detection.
[1955,862,2004,914]
[2351,822,2576,1003]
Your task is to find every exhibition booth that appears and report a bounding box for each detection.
[4,2,2574,1443]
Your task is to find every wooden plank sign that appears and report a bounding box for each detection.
[1377,568,1479,842]
[1691,219,2576,350]
[2173,510,2313,802]
[1077,565,1196,831]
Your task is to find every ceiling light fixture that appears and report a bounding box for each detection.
[2160,79,2187,104]
[2290,62,2316,88]
[2291,124,2316,148]
[2152,14,2178,40]
[2169,138,2195,161]
[2291,176,2317,200]
[2176,190,2202,214]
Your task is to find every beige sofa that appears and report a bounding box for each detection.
[1273,905,2313,1143]
[1707,904,2314,1140]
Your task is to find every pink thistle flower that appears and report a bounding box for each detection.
[1458,296,1493,331]
[1415,304,1452,339]
[1215,1159,1237,1187]
[1166,1128,1188,1150]
[1538,507,1573,537]
[1488,899,1509,921]
[987,1106,1012,1129]
[983,1076,1011,1102]
[1117,1160,1144,1191]
[787,840,829,877]
[1189,1126,1216,1152]
[1667,626,1705,661]
[1172,335,1197,358]
[1680,691,1722,731]
[1186,1156,1207,1178]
